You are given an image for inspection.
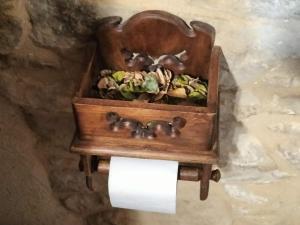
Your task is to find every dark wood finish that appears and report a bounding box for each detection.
[207,46,221,111]
[200,164,212,200]
[105,112,187,139]
[97,159,110,174]
[96,10,215,79]
[82,155,93,190]
[71,10,222,200]
[71,134,218,164]
[210,169,221,182]
[73,100,216,162]
[178,166,200,181]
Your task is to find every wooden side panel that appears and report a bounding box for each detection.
[75,45,97,98]
[207,46,221,111]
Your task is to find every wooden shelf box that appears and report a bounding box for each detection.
[70,10,222,200]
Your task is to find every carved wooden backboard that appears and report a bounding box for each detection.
[96,10,215,80]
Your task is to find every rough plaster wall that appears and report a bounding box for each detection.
[0,0,299,225]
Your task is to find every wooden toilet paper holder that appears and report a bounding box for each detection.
[70,10,221,200]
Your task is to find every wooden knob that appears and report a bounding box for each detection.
[210,169,221,182]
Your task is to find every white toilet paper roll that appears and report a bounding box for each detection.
[108,157,178,214]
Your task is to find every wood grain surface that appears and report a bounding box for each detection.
[96,10,215,79]
[72,10,220,168]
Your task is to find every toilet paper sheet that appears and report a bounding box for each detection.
[108,157,179,214]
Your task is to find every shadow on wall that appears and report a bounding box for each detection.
[217,51,241,169]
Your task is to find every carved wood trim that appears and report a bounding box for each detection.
[97,10,215,79]
[106,112,186,139]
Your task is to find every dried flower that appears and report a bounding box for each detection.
[167,74,207,101]
[97,68,208,106]
[97,68,173,101]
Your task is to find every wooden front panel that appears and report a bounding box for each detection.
[73,98,215,155]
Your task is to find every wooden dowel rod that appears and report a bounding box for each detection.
[97,159,110,174]
[178,166,200,181]
[97,159,220,182]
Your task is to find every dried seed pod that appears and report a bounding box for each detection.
[98,68,207,106]
[154,68,173,101]
[97,77,109,89]
[167,74,208,101]
[167,87,187,98]
[156,68,166,86]
[100,69,113,77]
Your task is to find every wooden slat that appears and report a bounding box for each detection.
[207,46,221,111]
[73,97,210,113]
[71,135,218,164]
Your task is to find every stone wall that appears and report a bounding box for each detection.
[0,0,299,225]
